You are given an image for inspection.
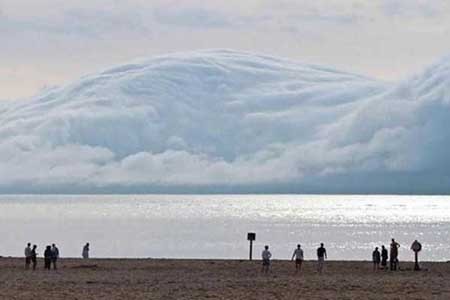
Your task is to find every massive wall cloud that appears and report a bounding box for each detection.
[1,49,450,193]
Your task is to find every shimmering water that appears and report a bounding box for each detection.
[0,195,449,261]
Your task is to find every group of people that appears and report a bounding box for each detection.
[261,243,327,274]
[261,239,422,274]
[24,243,59,270]
[372,239,422,271]
[24,242,91,270]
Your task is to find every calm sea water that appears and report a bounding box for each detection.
[0,195,449,261]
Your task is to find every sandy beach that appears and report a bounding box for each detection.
[0,258,449,299]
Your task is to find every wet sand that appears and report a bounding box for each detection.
[0,258,449,299]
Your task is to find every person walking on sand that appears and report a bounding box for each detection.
[82,243,90,259]
[51,243,60,270]
[291,244,304,273]
[372,247,381,271]
[317,243,327,273]
[31,245,38,270]
[261,245,272,274]
[390,239,400,271]
[381,245,388,270]
[24,243,32,270]
[44,245,52,270]
[411,240,422,271]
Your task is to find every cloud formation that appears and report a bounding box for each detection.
[1,0,450,99]
[1,49,450,193]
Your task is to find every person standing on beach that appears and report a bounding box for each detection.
[381,245,388,270]
[372,247,381,271]
[317,243,327,273]
[82,243,90,259]
[291,244,304,273]
[44,245,52,270]
[24,243,32,270]
[31,245,38,270]
[51,243,60,270]
[390,239,400,271]
[261,245,272,274]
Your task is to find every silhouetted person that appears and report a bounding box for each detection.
[411,240,422,271]
[317,243,327,273]
[381,245,388,270]
[51,244,59,270]
[372,247,381,271]
[44,245,52,270]
[261,245,272,274]
[291,244,304,273]
[31,245,37,270]
[82,243,90,259]
[24,243,32,270]
[390,239,400,271]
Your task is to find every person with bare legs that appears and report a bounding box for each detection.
[317,243,327,274]
[291,244,304,274]
[261,245,272,274]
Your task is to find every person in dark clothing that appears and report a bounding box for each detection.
[390,239,400,271]
[44,245,52,270]
[372,247,381,271]
[381,245,388,270]
[31,245,38,270]
[317,243,327,273]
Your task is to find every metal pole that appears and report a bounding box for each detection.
[414,252,420,271]
[249,240,253,261]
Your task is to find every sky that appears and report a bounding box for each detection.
[1,0,450,100]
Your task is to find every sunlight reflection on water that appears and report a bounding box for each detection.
[0,195,449,260]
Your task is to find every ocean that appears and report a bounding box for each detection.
[0,194,448,261]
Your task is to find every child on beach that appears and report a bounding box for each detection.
[291,244,304,273]
[261,245,272,274]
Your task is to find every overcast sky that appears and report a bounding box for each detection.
[1,0,450,100]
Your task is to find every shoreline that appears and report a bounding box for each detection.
[1,258,449,299]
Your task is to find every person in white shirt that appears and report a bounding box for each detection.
[261,245,272,273]
[291,244,304,273]
[24,243,32,270]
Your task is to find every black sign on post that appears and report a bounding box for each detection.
[247,232,256,261]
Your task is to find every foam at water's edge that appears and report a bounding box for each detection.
[0,50,449,193]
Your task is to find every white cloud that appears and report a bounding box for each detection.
[1,49,450,193]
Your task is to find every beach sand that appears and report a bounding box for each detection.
[0,258,449,299]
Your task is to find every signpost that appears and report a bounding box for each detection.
[247,232,256,261]
[411,240,422,271]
